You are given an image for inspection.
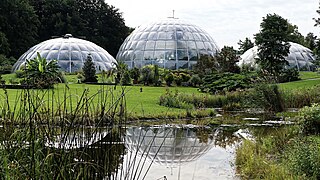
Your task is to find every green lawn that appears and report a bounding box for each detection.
[279,71,320,90]
[0,83,202,120]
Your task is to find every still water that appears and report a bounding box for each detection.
[121,125,240,180]
[1,119,285,179]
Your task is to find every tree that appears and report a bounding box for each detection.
[25,52,60,88]
[0,0,39,58]
[305,32,317,50]
[238,37,254,54]
[82,54,98,83]
[130,67,140,84]
[314,2,320,26]
[255,14,291,82]
[193,54,219,78]
[287,23,305,45]
[216,46,240,73]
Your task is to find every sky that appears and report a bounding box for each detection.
[107,0,320,49]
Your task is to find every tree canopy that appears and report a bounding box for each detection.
[255,13,291,82]
[0,0,131,60]
[238,38,254,54]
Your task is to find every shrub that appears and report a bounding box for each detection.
[298,103,320,135]
[250,84,284,112]
[284,137,320,179]
[200,72,252,93]
[15,70,25,78]
[188,74,202,87]
[159,89,193,109]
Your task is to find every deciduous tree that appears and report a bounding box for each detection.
[255,13,291,82]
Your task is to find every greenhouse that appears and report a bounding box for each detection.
[116,18,220,69]
[238,42,316,71]
[12,34,117,73]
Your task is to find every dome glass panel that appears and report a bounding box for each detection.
[117,19,220,69]
[13,34,117,73]
[238,42,315,71]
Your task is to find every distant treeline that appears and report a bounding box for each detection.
[0,0,132,60]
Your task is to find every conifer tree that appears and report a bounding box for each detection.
[82,54,98,83]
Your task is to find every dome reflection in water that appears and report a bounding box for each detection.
[123,125,241,180]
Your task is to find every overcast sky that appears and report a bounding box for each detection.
[107,0,320,49]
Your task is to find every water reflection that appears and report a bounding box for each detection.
[123,125,241,180]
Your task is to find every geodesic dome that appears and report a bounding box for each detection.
[13,34,117,73]
[116,18,220,69]
[238,42,315,71]
[125,125,215,167]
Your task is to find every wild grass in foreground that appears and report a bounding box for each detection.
[0,85,165,179]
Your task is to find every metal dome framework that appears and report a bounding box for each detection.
[238,42,315,71]
[117,18,220,69]
[13,34,117,73]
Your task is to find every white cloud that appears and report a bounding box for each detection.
[108,0,320,49]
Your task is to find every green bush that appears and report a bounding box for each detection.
[250,84,284,112]
[298,103,320,135]
[15,70,25,78]
[200,72,252,93]
[282,86,320,108]
[159,89,193,109]
[285,137,320,179]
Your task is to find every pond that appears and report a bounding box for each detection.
[0,116,291,179]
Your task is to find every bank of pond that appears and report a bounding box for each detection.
[0,81,320,179]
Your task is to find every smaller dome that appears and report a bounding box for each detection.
[13,34,117,73]
[238,42,315,71]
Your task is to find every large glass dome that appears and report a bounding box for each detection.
[238,42,315,71]
[116,18,220,69]
[13,34,117,73]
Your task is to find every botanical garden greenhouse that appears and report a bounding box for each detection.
[116,18,220,69]
[238,42,316,71]
[12,34,117,73]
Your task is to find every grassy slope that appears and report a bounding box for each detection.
[278,71,320,90]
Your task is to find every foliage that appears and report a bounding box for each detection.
[140,65,154,85]
[250,84,284,112]
[0,32,10,55]
[278,68,300,83]
[114,62,131,85]
[287,23,306,45]
[0,0,39,58]
[159,89,244,111]
[28,0,130,58]
[236,126,301,180]
[159,89,194,109]
[238,37,254,54]
[304,32,317,50]
[82,55,98,83]
[216,46,240,73]
[0,54,16,74]
[188,74,202,87]
[255,14,291,82]
[200,72,252,93]
[25,52,60,88]
[193,54,218,78]
[130,67,140,84]
[120,71,131,85]
[153,65,161,86]
[284,137,320,179]
[163,71,174,86]
[298,103,320,135]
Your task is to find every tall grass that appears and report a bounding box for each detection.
[0,85,159,179]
